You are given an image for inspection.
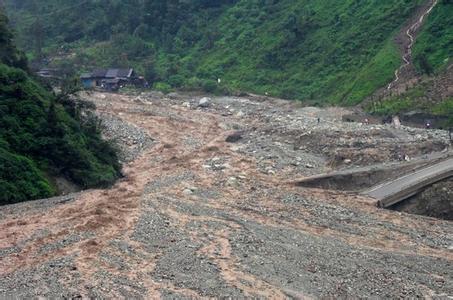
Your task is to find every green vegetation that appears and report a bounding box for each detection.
[0,11,27,69]
[367,84,453,127]
[0,145,55,203]
[413,0,453,74]
[369,98,414,116]
[0,9,121,205]
[432,98,453,127]
[367,87,426,115]
[7,0,450,105]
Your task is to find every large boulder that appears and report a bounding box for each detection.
[198,97,212,108]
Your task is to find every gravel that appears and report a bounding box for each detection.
[0,256,83,299]
[0,194,79,219]
[202,95,450,171]
[2,91,452,298]
[100,113,155,162]
[38,232,95,255]
[230,221,453,298]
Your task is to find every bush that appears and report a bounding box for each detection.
[6,0,452,105]
[168,74,184,88]
[368,97,413,116]
[432,98,453,127]
[201,79,217,93]
[0,147,54,204]
[153,82,172,94]
[185,77,203,90]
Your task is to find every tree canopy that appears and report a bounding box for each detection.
[0,7,121,204]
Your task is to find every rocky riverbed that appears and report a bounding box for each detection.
[0,91,452,298]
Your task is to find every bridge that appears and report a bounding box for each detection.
[365,158,453,208]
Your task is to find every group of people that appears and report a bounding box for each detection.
[396,152,411,162]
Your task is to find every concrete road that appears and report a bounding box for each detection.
[366,158,453,207]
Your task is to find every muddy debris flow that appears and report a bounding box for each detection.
[0,91,452,298]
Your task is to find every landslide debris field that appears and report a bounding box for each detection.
[1,92,452,298]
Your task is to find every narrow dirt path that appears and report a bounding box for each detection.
[387,0,438,90]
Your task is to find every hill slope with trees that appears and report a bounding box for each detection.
[0,9,121,204]
[3,0,452,105]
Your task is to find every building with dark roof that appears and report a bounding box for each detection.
[81,68,137,90]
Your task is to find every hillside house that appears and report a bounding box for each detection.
[81,68,137,91]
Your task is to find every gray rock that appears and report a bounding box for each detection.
[183,189,194,196]
[198,97,211,108]
[236,111,245,117]
[226,131,243,143]
[167,92,180,99]
[227,177,239,187]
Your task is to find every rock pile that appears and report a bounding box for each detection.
[99,114,155,162]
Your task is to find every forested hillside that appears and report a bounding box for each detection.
[3,0,452,104]
[0,9,121,204]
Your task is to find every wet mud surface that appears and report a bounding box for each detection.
[0,92,452,298]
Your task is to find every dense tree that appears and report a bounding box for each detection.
[0,8,121,204]
[0,11,27,69]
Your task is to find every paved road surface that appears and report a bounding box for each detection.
[366,158,453,207]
